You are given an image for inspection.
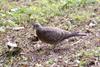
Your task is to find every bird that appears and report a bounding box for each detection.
[32,23,86,45]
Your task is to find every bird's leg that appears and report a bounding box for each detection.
[49,44,57,50]
[52,43,62,50]
[56,43,64,49]
[55,40,68,49]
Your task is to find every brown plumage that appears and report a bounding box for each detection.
[32,23,86,44]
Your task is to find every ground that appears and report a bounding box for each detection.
[0,1,100,67]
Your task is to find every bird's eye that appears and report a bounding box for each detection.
[35,25,38,27]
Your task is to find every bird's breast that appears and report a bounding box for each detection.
[36,30,49,43]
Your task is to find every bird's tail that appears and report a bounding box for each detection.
[66,32,86,38]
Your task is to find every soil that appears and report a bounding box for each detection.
[0,4,100,67]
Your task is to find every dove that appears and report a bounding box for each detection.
[32,23,86,44]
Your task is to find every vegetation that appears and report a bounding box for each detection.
[0,0,99,26]
[0,0,100,67]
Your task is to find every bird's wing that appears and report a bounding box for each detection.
[39,27,68,42]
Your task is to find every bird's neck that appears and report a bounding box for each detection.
[36,26,43,31]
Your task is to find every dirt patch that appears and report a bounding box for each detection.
[0,19,99,67]
[0,4,100,67]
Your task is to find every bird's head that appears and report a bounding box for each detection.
[32,23,42,30]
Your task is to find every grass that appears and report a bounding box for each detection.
[76,47,100,67]
[0,0,99,27]
[0,0,65,26]
[0,0,100,67]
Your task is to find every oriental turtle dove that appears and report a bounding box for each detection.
[32,23,86,44]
